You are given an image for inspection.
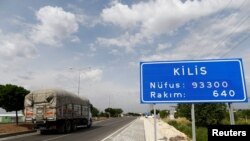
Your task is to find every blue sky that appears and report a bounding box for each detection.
[0,0,250,113]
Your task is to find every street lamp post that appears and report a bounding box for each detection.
[69,67,91,96]
[77,70,81,96]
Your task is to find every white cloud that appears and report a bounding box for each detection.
[11,68,104,96]
[156,43,172,51]
[96,32,156,54]
[99,0,246,51]
[101,2,141,29]
[0,31,37,60]
[80,68,103,81]
[31,6,79,46]
[182,11,250,59]
[96,32,146,52]
[140,2,250,61]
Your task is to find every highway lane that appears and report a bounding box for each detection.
[0,117,136,141]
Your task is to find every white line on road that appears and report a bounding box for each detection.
[42,134,69,141]
[100,119,137,141]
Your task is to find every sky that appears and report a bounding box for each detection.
[0,0,250,113]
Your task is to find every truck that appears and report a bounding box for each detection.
[24,88,92,134]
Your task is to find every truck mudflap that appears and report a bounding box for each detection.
[34,120,57,130]
[34,119,72,134]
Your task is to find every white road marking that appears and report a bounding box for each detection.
[100,119,137,141]
[0,131,39,141]
[42,134,69,141]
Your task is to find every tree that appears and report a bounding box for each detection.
[90,104,100,117]
[0,85,4,107]
[150,109,160,115]
[0,84,30,125]
[175,104,191,119]
[175,103,227,126]
[235,109,250,123]
[115,108,123,117]
[99,112,109,117]
[105,108,123,117]
[127,112,141,116]
[159,110,169,119]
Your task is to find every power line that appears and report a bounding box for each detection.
[186,0,234,56]
[219,32,250,58]
[208,14,249,57]
[188,0,249,59]
[216,1,250,58]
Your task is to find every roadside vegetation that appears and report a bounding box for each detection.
[163,104,250,141]
[165,118,207,141]
[0,84,30,125]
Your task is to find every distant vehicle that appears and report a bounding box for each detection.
[24,88,92,134]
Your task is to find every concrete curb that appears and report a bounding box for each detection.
[0,130,37,138]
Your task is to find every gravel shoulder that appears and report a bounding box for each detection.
[0,123,34,134]
[0,123,36,138]
[144,117,190,141]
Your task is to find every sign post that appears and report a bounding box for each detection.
[191,104,196,141]
[228,103,235,125]
[153,104,157,141]
[140,59,248,141]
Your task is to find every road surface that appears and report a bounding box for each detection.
[0,117,136,141]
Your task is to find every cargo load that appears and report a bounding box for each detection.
[24,88,92,134]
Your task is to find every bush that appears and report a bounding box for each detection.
[177,124,192,138]
[159,110,169,118]
[167,120,178,126]
[236,118,250,125]
[175,103,227,126]
[167,119,207,141]
[175,117,191,126]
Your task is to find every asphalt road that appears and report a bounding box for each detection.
[0,117,136,141]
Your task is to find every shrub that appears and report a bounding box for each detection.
[167,119,207,141]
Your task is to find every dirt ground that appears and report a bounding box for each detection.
[0,123,34,134]
[0,117,107,134]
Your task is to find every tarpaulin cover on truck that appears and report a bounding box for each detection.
[24,88,90,107]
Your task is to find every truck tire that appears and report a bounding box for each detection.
[57,121,65,133]
[87,119,92,128]
[40,130,47,135]
[65,120,71,133]
[71,121,77,132]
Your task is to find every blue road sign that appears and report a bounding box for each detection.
[140,59,248,104]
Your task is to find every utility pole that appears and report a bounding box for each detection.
[108,95,111,118]
[77,70,81,96]
[69,67,91,96]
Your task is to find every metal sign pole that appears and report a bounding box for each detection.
[191,104,196,141]
[154,104,157,141]
[228,103,235,125]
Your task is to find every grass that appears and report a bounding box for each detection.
[165,118,207,141]
[165,117,250,141]
[221,118,250,125]
[236,118,250,125]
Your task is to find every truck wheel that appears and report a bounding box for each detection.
[57,121,65,133]
[65,120,71,133]
[40,130,47,135]
[71,121,77,132]
[87,119,92,128]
